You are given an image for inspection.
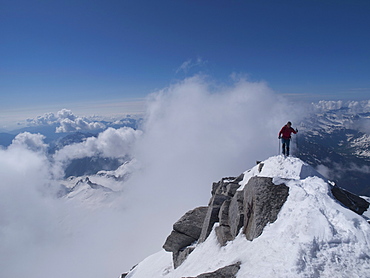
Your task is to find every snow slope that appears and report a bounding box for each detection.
[125,156,370,278]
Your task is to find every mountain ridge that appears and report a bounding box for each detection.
[122,156,370,278]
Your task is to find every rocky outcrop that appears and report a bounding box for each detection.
[183,262,241,278]
[331,186,369,215]
[163,171,290,268]
[123,158,370,278]
[163,207,208,268]
[199,175,243,244]
[243,176,289,240]
[162,161,369,271]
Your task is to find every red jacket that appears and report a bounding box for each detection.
[279,125,297,139]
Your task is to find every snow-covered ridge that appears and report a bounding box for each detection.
[123,156,370,278]
[58,159,138,207]
[239,156,325,190]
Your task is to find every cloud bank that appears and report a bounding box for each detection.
[312,100,370,114]
[52,127,142,179]
[25,108,106,133]
[120,75,305,269]
[0,75,306,277]
[10,132,48,153]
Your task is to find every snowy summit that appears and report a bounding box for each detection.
[123,156,370,278]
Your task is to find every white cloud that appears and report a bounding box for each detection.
[136,75,303,186]
[57,108,77,120]
[0,75,308,277]
[10,132,48,153]
[176,58,207,74]
[52,127,142,179]
[119,75,306,269]
[55,117,105,133]
[25,108,106,133]
[26,112,58,126]
[312,100,370,114]
[55,109,106,133]
[316,164,332,179]
[54,127,142,161]
[0,138,138,278]
[0,142,61,276]
[354,118,370,135]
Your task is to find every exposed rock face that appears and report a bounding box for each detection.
[162,230,196,253]
[162,164,369,272]
[163,207,208,252]
[173,207,208,239]
[163,173,290,268]
[173,246,195,269]
[331,186,369,215]
[163,207,208,268]
[228,190,244,239]
[199,175,243,244]
[184,262,241,278]
[122,157,370,278]
[243,176,289,240]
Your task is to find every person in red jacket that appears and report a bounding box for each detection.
[278,121,298,156]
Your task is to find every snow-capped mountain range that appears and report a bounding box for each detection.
[297,100,370,196]
[1,101,370,204]
[4,100,367,202]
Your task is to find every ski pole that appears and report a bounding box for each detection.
[295,128,299,156]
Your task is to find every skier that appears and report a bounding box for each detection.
[278,121,298,156]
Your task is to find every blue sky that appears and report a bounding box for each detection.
[1,0,370,126]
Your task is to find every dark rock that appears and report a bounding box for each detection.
[199,192,231,243]
[215,199,233,246]
[121,264,137,277]
[173,207,208,239]
[198,204,223,243]
[163,174,290,268]
[211,182,221,196]
[243,177,289,241]
[225,182,240,197]
[213,176,290,245]
[163,207,208,254]
[184,262,241,278]
[218,199,231,226]
[173,246,196,269]
[228,190,244,239]
[258,162,264,172]
[208,193,229,207]
[211,177,241,197]
[163,230,196,253]
[331,186,369,215]
[198,176,244,243]
[215,225,233,246]
[233,174,244,184]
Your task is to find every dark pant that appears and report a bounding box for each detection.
[281,138,291,156]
